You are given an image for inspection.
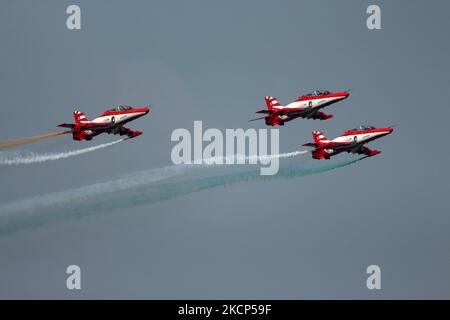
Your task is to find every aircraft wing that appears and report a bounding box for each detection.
[349,145,380,156]
[281,108,332,119]
[317,143,379,157]
[308,111,333,120]
[116,126,142,138]
[305,141,380,157]
[58,122,110,130]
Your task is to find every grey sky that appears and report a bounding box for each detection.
[0,0,449,298]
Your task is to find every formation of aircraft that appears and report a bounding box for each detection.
[250,90,350,126]
[55,87,393,160]
[248,88,393,159]
[302,125,394,159]
[58,106,150,141]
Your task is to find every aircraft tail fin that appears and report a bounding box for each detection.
[312,130,330,145]
[73,110,89,124]
[264,96,282,110]
[302,131,332,159]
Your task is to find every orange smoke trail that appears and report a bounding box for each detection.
[0,131,71,151]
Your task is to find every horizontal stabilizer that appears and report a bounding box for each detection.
[249,116,267,122]
[58,123,75,128]
[303,142,317,147]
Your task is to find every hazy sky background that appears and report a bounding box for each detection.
[0,0,449,298]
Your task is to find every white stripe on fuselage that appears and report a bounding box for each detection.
[273,96,344,111]
[332,131,388,144]
[90,112,146,125]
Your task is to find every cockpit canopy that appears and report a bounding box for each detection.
[302,90,331,97]
[109,106,134,111]
[351,125,376,131]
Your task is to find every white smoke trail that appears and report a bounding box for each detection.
[0,156,367,235]
[199,150,310,165]
[0,164,191,217]
[0,150,309,216]
[0,138,127,166]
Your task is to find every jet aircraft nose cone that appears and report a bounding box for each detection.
[337,91,350,100]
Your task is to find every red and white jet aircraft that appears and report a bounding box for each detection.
[303,125,394,159]
[251,90,350,126]
[58,106,150,141]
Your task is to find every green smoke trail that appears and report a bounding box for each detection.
[0,157,366,236]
